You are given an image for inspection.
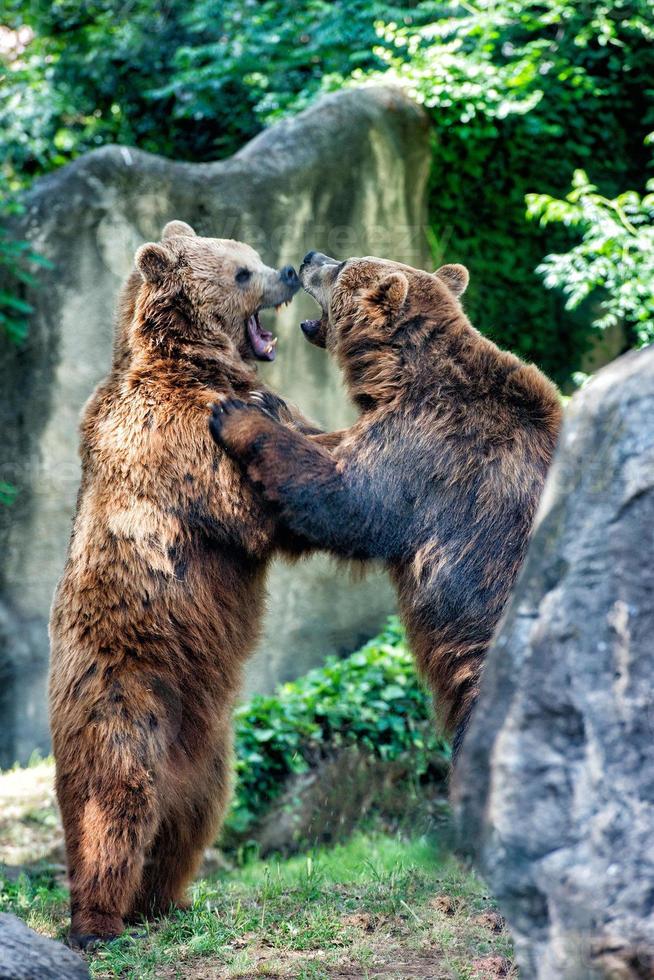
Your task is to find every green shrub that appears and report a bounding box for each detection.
[353,0,654,382]
[155,0,434,154]
[0,188,51,345]
[1,0,433,186]
[527,166,654,349]
[226,617,448,838]
[0,183,52,510]
[4,0,653,381]
[1,0,194,188]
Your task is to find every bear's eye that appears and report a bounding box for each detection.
[235,268,251,284]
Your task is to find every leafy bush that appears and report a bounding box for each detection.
[4,0,653,381]
[0,483,18,507]
[527,167,654,349]
[226,617,448,838]
[0,183,51,508]
[1,0,432,186]
[0,190,51,345]
[155,0,434,153]
[354,0,654,381]
[1,1,194,189]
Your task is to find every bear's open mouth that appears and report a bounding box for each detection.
[246,311,277,362]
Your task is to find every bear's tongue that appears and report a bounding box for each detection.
[247,312,277,362]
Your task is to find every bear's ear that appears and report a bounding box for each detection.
[435,263,469,298]
[162,220,196,239]
[361,272,409,324]
[135,242,173,283]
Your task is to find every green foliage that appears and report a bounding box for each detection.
[0,184,51,507]
[0,186,52,514]
[1,1,194,188]
[527,167,654,347]
[156,0,435,152]
[0,483,19,506]
[0,191,50,345]
[227,617,448,838]
[0,866,68,931]
[1,0,433,185]
[354,0,654,380]
[3,0,653,381]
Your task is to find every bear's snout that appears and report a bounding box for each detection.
[300,319,321,339]
[279,265,300,289]
[301,250,336,271]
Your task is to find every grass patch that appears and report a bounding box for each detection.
[0,831,514,979]
[0,758,61,867]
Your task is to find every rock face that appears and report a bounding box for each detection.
[0,913,89,979]
[454,347,654,979]
[0,86,431,766]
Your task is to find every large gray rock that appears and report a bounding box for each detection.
[454,347,654,979]
[0,85,431,766]
[0,913,88,979]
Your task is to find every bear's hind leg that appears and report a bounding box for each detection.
[128,816,201,922]
[128,748,233,922]
[58,745,160,947]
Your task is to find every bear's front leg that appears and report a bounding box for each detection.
[210,399,326,503]
[210,400,374,559]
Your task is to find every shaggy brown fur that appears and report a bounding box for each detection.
[210,251,562,750]
[49,221,324,948]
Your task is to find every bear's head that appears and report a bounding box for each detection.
[133,221,300,362]
[297,250,469,404]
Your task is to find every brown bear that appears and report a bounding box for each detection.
[49,221,326,948]
[209,250,563,754]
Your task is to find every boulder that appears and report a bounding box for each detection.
[454,347,654,979]
[0,85,431,766]
[0,913,88,979]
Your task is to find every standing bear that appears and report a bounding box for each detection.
[210,251,563,751]
[49,221,322,947]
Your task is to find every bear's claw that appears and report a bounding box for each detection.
[213,397,248,416]
[209,398,248,444]
[248,390,289,421]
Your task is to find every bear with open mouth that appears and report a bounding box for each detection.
[210,249,562,755]
[49,222,333,948]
